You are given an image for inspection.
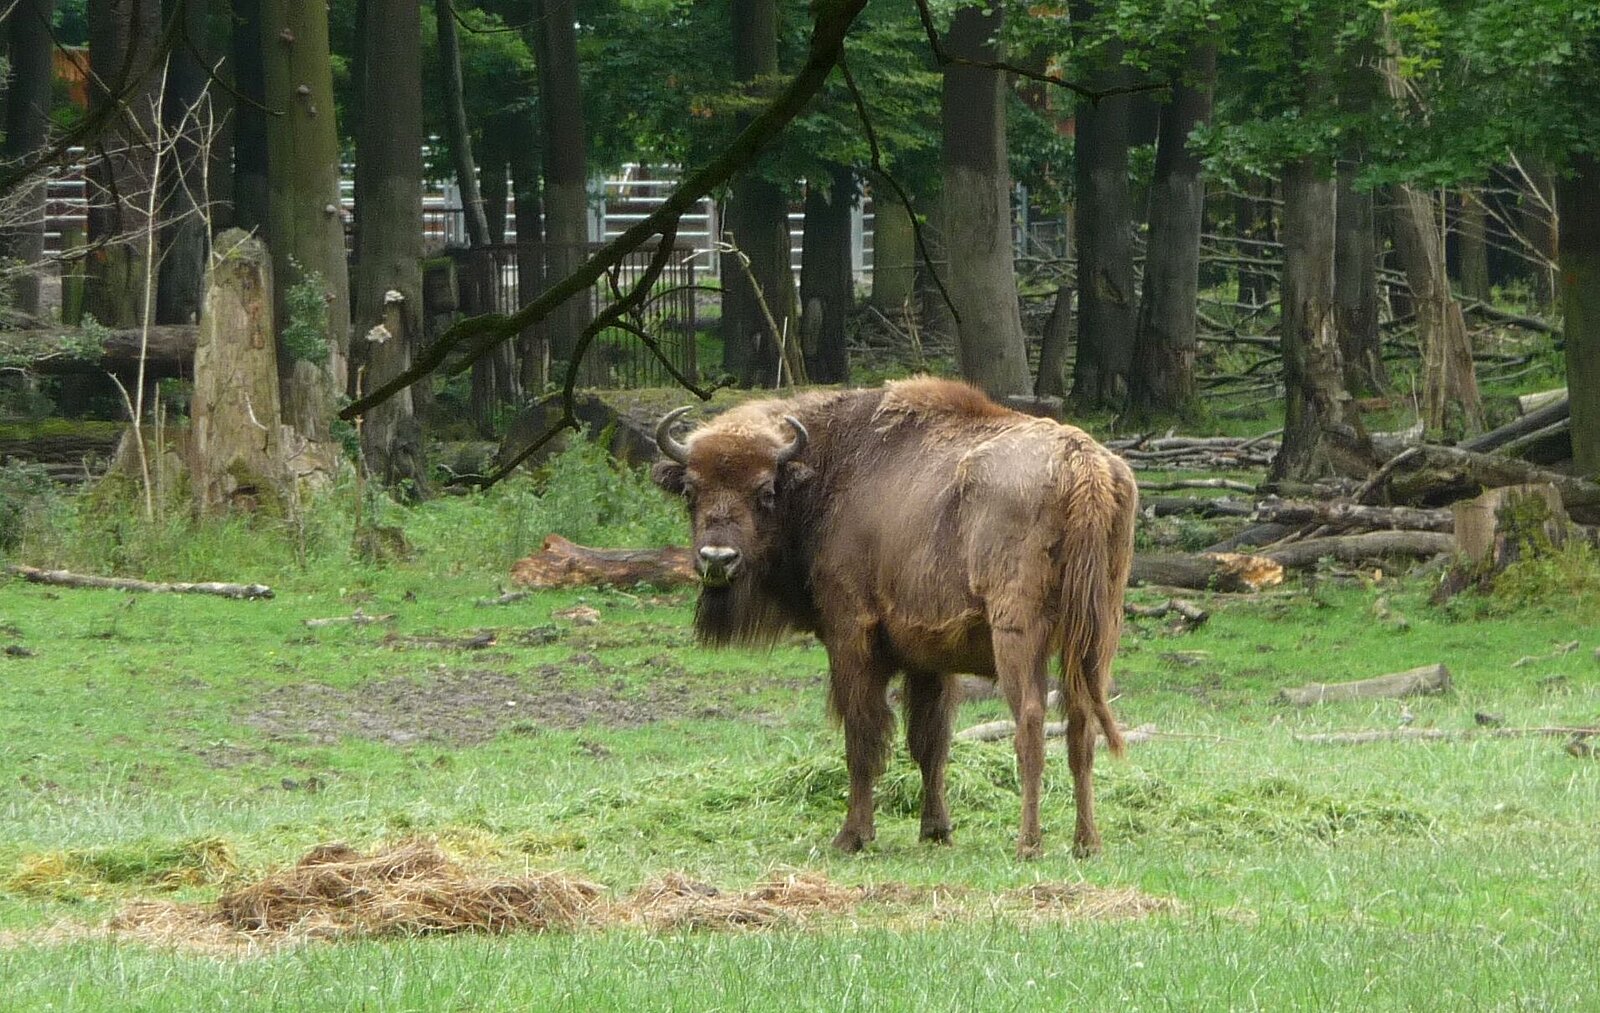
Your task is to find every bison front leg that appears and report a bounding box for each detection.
[994,624,1052,859]
[903,671,957,844]
[826,647,893,854]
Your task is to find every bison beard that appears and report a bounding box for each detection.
[655,378,1136,859]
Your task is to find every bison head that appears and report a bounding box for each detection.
[651,407,811,599]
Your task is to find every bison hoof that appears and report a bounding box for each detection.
[1015,838,1043,861]
[919,826,953,846]
[1072,835,1103,859]
[831,826,874,853]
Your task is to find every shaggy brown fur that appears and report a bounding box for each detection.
[653,377,1138,858]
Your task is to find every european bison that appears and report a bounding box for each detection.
[652,378,1137,858]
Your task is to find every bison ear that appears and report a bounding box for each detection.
[780,461,815,489]
[651,459,687,495]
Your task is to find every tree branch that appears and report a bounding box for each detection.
[342,0,871,421]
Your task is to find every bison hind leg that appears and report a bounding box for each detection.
[903,671,958,845]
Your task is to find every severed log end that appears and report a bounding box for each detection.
[510,534,698,589]
[1277,663,1452,706]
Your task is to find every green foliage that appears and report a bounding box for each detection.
[281,266,331,365]
[0,460,56,553]
[1491,540,1600,610]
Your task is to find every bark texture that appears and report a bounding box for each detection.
[230,0,268,232]
[940,4,1031,397]
[1272,158,1376,482]
[799,166,854,383]
[85,0,163,327]
[1128,40,1215,420]
[531,0,595,381]
[353,0,427,493]
[262,0,350,440]
[868,197,915,313]
[1,0,56,315]
[155,0,213,325]
[1557,153,1600,476]
[1456,190,1491,301]
[1068,0,1136,407]
[1333,162,1384,392]
[191,230,287,513]
[721,0,797,388]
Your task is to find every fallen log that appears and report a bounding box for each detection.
[1277,663,1452,706]
[1261,531,1454,569]
[0,325,197,376]
[1143,496,1254,519]
[5,564,273,599]
[511,534,697,589]
[303,611,395,628]
[1137,478,1257,494]
[1497,419,1571,465]
[954,721,1160,745]
[1125,598,1209,624]
[1294,725,1598,745]
[1130,553,1284,592]
[1205,522,1299,552]
[1461,396,1569,454]
[1517,388,1567,415]
[1368,445,1600,523]
[1250,499,1454,533]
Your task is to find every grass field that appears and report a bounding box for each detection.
[2,442,1599,1011]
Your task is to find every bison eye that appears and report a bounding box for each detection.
[756,486,777,511]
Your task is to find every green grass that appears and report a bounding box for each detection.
[1,442,1599,1010]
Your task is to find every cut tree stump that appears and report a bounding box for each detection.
[5,565,273,599]
[1277,663,1452,706]
[191,230,290,514]
[1452,483,1569,566]
[511,535,698,589]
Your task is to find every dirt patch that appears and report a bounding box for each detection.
[1014,881,1181,920]
[244,663,776,747]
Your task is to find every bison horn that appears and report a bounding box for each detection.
[776,415,808,466]
[655,407,693,464]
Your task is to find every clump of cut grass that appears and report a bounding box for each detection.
[6,837,237,899]
[1103,771,1436,844]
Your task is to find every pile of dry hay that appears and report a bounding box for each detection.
[110,839,604,949]
[7,839,1178,952]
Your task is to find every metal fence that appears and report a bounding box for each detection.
[446,240,697,389]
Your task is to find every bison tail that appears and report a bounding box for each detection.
[1057,461,1137,758]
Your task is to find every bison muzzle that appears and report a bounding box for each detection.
[652,378,1138,859]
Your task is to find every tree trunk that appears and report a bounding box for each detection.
[155,0,214,326]
[1333,162,1385,392]
[1128,40,1215,420]
[531,0,596,383]
[353,0,427,494]
[262,0,351,440]
[191,229,288,513]
[231,0,269,232]
[1456,189,1491,302]
[869,196,915,313]
[721,0,798,388]
[1272,157,1377,482]
[1556,153,1600,477]
[508,117,547,390]
[482,137,509,246]
[1036,283,1072,398]
[1388,182,1485,437]
[940,4,1031,397]
[1522,164,1557,311]
[436,0,489,248]
[85,0,163,327]
[1068,0,1136,407]
[0,0,55,316]
[1235,179,1273,306]
[799,166,853,383]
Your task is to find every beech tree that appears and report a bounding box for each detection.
[0,0,55,316]
[353,0,427,492]
[261,0,350,441]
[938,2,1031,398]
